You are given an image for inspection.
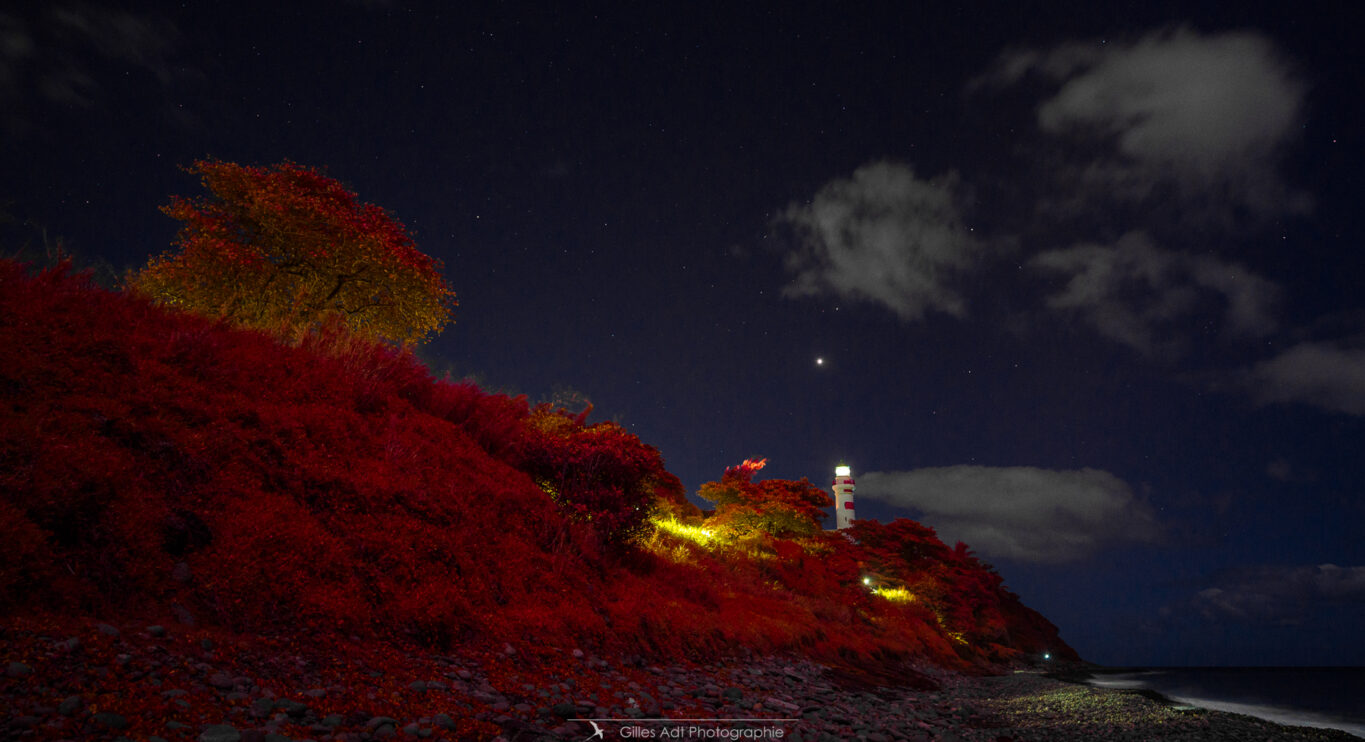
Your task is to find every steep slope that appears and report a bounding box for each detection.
[0,260,1074,671]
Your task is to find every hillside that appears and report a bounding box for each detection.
[0,259,1076,739]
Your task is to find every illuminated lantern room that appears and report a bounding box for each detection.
[833,464,855,529]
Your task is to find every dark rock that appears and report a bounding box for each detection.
[275,698,309,717]
[148,625,167,637]
[173,602,196,626]
[765,696,799,713]
[6,661,33,677]
[96,622,120,637]
[551,702,581,718]
[208,671,235,689]
[93,711,130,730]
[471,690,504,705]
[59,695,83,715]
[496,717,559,740]
[198,723,241,742]
[366,716,400,730]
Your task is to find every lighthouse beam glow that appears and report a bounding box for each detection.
[832,464,855,529]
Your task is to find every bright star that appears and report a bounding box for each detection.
[815,357,825,366]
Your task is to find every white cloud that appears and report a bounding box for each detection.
[1194,564,1365,625]
[2,5,183,133]
[1030,231,1280,356]
[858,466,1161,563]
[1247,342,1365,415]
[775,160,980,322]
[980,26,1309,221]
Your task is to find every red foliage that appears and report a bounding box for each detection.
[698,459,832,538]
[514,407,684,544]
[1,260,565,648]
[0,258,1076,674]
[130,159,456,344]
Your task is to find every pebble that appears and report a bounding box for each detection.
[198,723,240,742]
[2,627,1357,742]
[93,711,129,730]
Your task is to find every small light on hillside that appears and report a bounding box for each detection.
[862,576,872,586]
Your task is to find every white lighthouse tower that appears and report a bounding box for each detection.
[833,464,855,530]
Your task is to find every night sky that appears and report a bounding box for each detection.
[4,1,1363,668]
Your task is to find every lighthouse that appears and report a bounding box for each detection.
[833,464,855,530]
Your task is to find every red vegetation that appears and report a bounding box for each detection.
[0,260,1076,680]
[128,159,457,345]
[698,457,832,538]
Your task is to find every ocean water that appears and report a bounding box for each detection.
[1085,667,1365,738]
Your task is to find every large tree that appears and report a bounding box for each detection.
[129,159,456,345]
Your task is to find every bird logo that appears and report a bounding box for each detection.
[584,720,604,740]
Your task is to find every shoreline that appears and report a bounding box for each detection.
[4,615,1362,741]
[930,669,1363,741]
[1047,666,1365,740]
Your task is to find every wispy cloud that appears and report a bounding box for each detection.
[1246,342,1365,415]
[1,4,185,133]
[1194,564,1365,625]
[858,466,1162,563]
[1031,231,1281,356]
[978,26,1310,223]
[774,160,981,322]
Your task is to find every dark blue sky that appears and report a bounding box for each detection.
[4,1,1362,667]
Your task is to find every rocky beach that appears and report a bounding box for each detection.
[3,616,1358,742]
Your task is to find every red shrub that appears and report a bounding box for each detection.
[514,407,682,545]
[0,258,1076,669]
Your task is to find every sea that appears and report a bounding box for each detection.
[1084,667,1365,738]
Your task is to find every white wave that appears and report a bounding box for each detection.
[1165,694,1365,739]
